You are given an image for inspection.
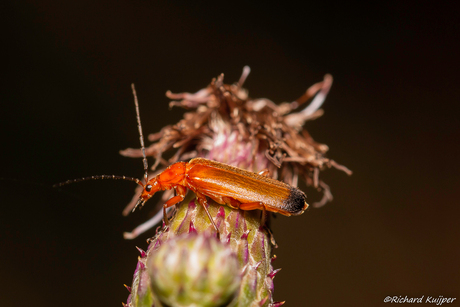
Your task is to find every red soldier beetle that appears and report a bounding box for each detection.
[55,84,309,237]
[134,157,309,235]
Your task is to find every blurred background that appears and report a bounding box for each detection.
[1,1,459,306]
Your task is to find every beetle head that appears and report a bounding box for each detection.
[133,178,161,211]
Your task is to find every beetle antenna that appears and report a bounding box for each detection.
[53,175,144,188]
[131,83,149,184]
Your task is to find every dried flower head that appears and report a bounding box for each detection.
[123,67,350,307]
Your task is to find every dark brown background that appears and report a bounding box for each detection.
[1,1,459,306]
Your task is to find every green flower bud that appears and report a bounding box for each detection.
[149,233,241,307]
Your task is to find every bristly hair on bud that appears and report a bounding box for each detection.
[122,67,350,307]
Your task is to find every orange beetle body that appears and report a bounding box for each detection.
[137,158,308,220]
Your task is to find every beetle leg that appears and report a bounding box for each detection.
[162,185,187,226]
[221,196,242,210]
[223,197,268,226]
[195,192,220,239]
[260,206,268,226]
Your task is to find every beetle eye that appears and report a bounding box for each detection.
[145,184,152,192]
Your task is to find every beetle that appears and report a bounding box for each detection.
[54,84,308,236]
[134,157,309,232]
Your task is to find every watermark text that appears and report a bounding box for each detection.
[384,296,456,305]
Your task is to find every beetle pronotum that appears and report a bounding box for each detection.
[55,84,309,236]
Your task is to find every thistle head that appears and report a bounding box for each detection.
[148,233,241,307]
[122,67,350,307]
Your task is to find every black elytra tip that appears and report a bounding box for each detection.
[284,188,308,215]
